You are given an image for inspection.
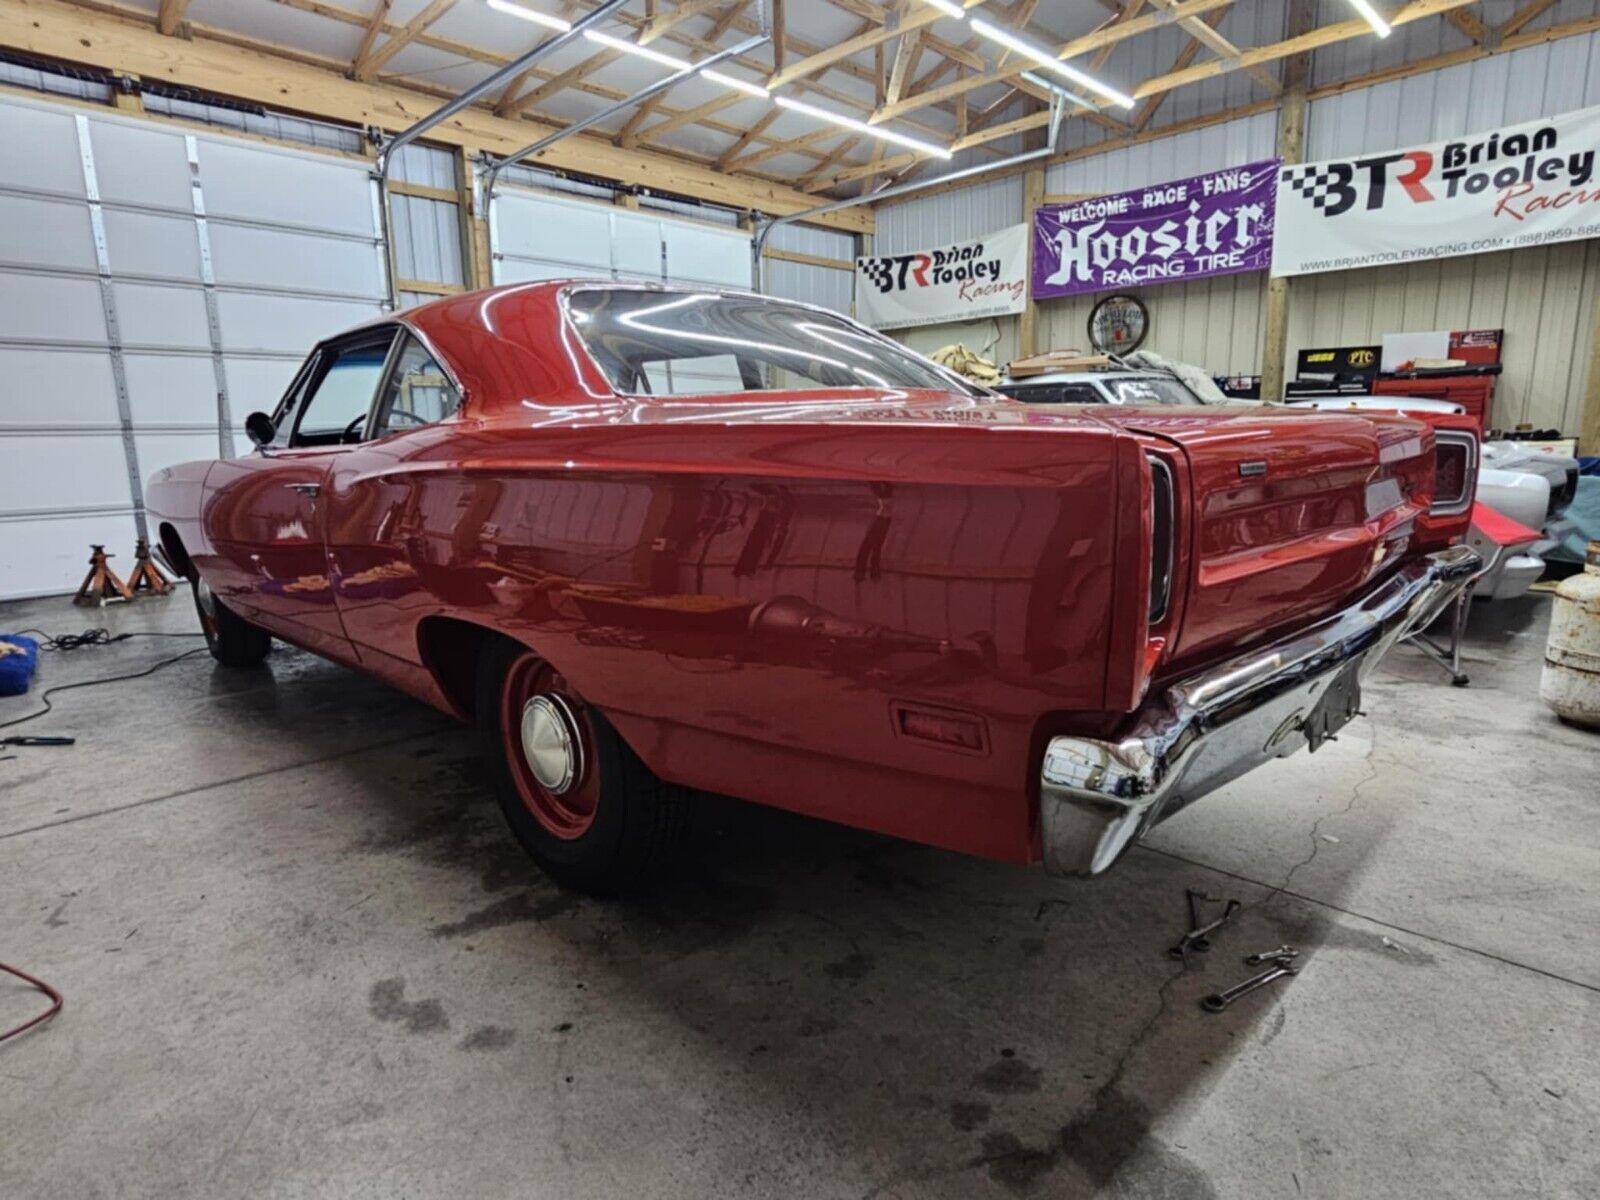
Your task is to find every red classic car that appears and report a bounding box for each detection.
[145,282,1479,893]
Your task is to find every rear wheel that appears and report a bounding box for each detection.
[477,639,688,895]
[192,577,271,667]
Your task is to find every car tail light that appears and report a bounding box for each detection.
[1147,454,1174,623]
[1431,430,1477,517]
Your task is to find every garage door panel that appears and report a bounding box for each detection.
[664,224,751,288]
[215,292,383,354]
[613,211,664,279]
[111,282,212,349]
[222,355,302,416]
[0,194,96,271]
[0,102,86,196]
[0,510,140,601]
[0,433,133,512]
[208,222,383,297]
[198,140,375,236]
[123,354,222,426]
[135,431,222,481]
[496,258,573,285]
[0,271,108,343]
[104,208,203,280]
[0,348,118,427]
[495,193,612,267]
[88,119,194,211]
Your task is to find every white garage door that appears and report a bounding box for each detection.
[0,93,388,600]
[490,187,752,291]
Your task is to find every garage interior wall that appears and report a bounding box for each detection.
[876,22,1600,435]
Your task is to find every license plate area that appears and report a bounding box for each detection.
[1306,658,1363,752]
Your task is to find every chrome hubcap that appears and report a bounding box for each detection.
[519,694,582,796]
[196,578,217,618]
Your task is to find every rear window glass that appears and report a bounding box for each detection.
[565,288,979,396]
[1006,376,1202,407]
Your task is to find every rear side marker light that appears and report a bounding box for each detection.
[892,702,989,755]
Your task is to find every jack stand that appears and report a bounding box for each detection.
[73,544,134,607]
[1405,581,1475,687]
[126,538,173,597]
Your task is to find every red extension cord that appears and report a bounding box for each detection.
[0,961,63,1044]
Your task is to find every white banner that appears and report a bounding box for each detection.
[1272,105,1600,278]
[855,223,1029,329]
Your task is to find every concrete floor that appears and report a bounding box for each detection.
[0,590,1595,1200]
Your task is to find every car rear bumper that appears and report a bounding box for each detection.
[1039,544,1481,876]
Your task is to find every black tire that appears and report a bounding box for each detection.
[192,577,271,668]
[477,638,688,895]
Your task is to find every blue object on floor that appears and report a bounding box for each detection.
[0,634,39,697]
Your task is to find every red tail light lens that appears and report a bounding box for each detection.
[1431,431,1477,517]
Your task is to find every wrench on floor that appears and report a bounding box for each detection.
[1201,958,1299,1012]
[1170,895,1240,959]
[1244,946,1300,966]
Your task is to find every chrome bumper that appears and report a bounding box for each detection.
[1040,545,1481,876]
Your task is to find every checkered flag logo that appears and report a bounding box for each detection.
[858,258,897,293]
[1283,163,1341,211]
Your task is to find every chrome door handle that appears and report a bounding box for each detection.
[285,483,321,497]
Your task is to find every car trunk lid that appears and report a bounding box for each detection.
[1100,405,1434,666]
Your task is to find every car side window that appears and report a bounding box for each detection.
[372,336,462,437]
[290,333,396,447]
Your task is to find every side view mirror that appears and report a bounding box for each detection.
[244,411,277,448]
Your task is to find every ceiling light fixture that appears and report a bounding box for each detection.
[774,95,952,158]
[1344,0,1392,37]
[485,0,572,32]
[700,68,770,98]
[583,28,692,70]
[969,17,1135,108]
[921,0,967,18]
[1019,71,1098,112]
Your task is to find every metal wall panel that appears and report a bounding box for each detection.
[872,174,1025,255]
[764,221,855,314]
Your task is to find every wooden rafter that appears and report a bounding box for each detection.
[1148,0,1281,95]
[157,0,191,36]
[351,0,393,77]
[869,0,1233,125]
[816,0,1482,192]
[1499,0,1556,38]
[716,107,784,170]
[355,0,457,83]
[767,0,990,91]
[618,0,750,146]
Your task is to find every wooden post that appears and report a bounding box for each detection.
[1259,0,1315,404]
[1582,295,1600,454]
[1018,165,1044,360]
[455,145,489,291]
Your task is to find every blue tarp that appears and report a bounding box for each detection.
[1550,475,1600,563]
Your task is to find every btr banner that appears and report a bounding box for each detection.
[855,224,1029,329]
[1032,160,1279,299]
[1273,105,1600,277]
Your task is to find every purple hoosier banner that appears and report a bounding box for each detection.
[1032,159,1280,299]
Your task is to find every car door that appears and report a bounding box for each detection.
[201,326,400,659]
[322,331,468,680]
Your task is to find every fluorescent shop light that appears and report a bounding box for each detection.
[921,0,967,18]
[969,17,1135,108]
[701,68,770,98]
[773,94,953,158]
[485,0,572,32]
[1345,0,1392,37]
[583,29,693,70]
[1019,70,1098,111]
